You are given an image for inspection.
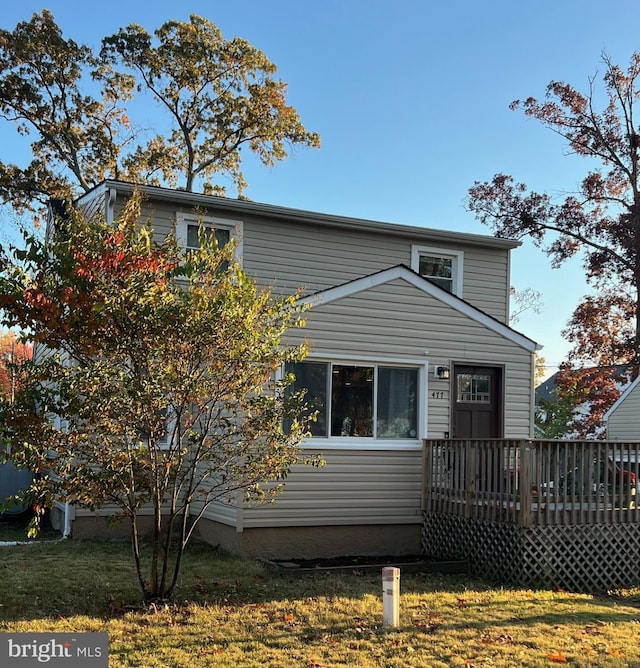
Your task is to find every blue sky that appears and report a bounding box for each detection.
[2,1,639,380]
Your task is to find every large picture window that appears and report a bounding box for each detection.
[286,361,419,440]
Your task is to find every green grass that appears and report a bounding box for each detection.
[0,523,639,666]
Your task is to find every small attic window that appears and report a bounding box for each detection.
[411,245,464,296]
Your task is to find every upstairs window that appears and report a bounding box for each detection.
[176,213,243,263]
[186,224,230,251]
[411,245,463,296]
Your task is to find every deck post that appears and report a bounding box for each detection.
[519,441,532,527]
[465,440,476,519]
[422,440,432,512]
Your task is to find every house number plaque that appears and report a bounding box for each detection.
[431,391,448,400]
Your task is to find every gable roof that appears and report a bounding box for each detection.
[604,373,640,422]
[77,179,522,252]
[299,264,541,353]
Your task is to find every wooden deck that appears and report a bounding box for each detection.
[422,439,640,591]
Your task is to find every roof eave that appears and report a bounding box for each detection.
[78,180,522,251]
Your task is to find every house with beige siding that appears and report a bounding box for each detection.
[52,180,540,559]
[605,375,640,440]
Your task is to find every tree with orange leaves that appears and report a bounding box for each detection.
[468,53,640,436]
[0,330,31,402]
[0,193,321,601]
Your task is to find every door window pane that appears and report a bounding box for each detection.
[457,374,491,403]
[331,365,374,437]
[377,367,418,438]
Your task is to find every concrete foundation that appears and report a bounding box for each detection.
[51,508,156,540]
[196,520,422,560]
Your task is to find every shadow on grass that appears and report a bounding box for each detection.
[1,531,639,635]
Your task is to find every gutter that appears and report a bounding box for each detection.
[77,180,522,251]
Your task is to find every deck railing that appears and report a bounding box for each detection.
[423,439,640,527]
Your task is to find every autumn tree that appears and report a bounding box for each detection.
[0,11,319,221]
[0,195,321,601]
[467,53,640,434]
[0,330,32,402]
[100,16,319,194]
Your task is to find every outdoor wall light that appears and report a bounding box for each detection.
[435,365,450,380]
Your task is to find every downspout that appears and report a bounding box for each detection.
[63,501,72,539]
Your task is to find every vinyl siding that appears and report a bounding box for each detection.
[233,277,533,531]
[242,215,509,321]
[607,382,640,440]
[76,187,108,223]
[193,497,239,527]
[292,278,534,437]
[88,189,530,533]
[241,449,423,528]
[110,196,511,323]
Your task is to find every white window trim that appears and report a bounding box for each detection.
[284,355,428,451]
[411,244,464,297]
[176,212,244,265]
[157,410,176,451]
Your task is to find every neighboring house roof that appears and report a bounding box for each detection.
[536,371,563,404]
[604,373,640,422]
[300,264,541,353]
[536,364,631,404]
[76,179,523,252]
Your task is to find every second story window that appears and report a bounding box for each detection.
[186,224,230,251]
[411,245,464,297]
[176,213,243,264]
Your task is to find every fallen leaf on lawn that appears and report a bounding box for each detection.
[283,613,295,623]
[547,649,568,663]
[414,620,439,633]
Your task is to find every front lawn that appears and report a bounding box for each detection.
[0,529,639,667]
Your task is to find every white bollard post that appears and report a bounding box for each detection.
[382,566,400,627]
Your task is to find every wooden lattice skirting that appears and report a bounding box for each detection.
[422,512,640,592]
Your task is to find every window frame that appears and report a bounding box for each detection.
[411,245,464,297]
[284,355,427,450]
[156,407,176,451]
[176,212,244,265]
